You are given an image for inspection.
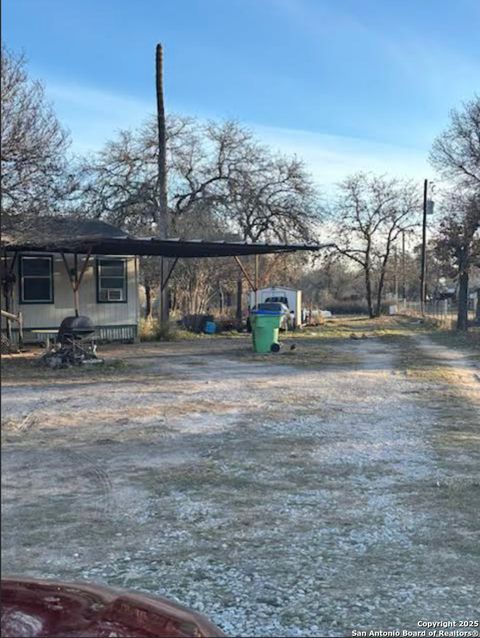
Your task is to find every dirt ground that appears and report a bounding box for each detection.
[1,317,480,637]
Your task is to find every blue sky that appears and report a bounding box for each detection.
[3,0,479,186]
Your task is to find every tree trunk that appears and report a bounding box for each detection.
[476,289,480,325]
[170,288,177,313]
[219,284,224,314]
[375,246,392,317]
[3,284,12,341]
[145,284,152,318]
[364,266,374,318]
[456,271,469,331]
[362,240,375,318]
[156,43,169,325]
[236,279,243,320]
[2,255,17,341]
[375,271,385,317]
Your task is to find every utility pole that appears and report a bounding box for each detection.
[156,43,169,324]
[420,178,428,315]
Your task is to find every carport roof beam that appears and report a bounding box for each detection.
[3,235,331,258]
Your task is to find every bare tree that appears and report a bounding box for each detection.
[79,116,317,238]
[430,95,480,190]
[434,191,480,331]
[161,205,241,318]
[1,47,73,216]
[222,148,317,243]
[77,116,319,319]
[331,173,420,317]
[429,96,480,330]
[300,254,365,308]
[79,116,229,230]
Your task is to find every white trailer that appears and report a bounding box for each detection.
[249,286,302,328]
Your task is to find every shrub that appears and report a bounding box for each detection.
[324,300,392,316]
[324,301,370,315]
[139,317,179,341]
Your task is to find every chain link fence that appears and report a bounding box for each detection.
[400,299,477,329]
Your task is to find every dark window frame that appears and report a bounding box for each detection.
[96,257,128,304]
[19,254,54,304]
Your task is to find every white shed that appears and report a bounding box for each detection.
[249,286,303,327]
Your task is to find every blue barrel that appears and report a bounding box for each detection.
[204,320,216,334]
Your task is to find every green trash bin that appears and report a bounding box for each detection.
[250,310,282,353]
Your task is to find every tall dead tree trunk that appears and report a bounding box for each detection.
[156,43,169,324]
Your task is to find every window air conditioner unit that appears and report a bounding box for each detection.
[106,289,123,301]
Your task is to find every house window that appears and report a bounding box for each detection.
[97,259,127,302]
[20,256,54,303]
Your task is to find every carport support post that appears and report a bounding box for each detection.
[159,258,170,325]
[236,279,243,321]
[233,256,258,320]
[74,254,79,317]
[255,255,259,307]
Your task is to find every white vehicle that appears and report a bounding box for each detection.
[249,286,302,328]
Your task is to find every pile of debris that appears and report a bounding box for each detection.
[41,343,102,368]
[1,334,18,355]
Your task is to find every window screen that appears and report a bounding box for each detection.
[20,256,53,303]
[97,259,127,302]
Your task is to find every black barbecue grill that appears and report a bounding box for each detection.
[57,315,95,345]
[40,315,99,368]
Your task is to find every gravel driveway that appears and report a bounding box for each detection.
[1,331,479,636]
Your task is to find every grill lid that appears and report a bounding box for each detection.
[58,315,95,341]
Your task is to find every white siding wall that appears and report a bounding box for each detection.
[6,252,139,329]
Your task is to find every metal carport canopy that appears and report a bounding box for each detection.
[3,235,328,257]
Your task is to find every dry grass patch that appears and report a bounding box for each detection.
[427,327,480,352]
[234,340,359,369]
[1,353,129,382]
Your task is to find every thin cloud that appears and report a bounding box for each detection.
[45,80,153,153]
[270,0,477,110]
[253,124,431,188]
[45,79,431,186]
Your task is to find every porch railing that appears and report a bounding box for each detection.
[1,308,24,344]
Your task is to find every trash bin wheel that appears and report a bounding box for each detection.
[270,343,281,353]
